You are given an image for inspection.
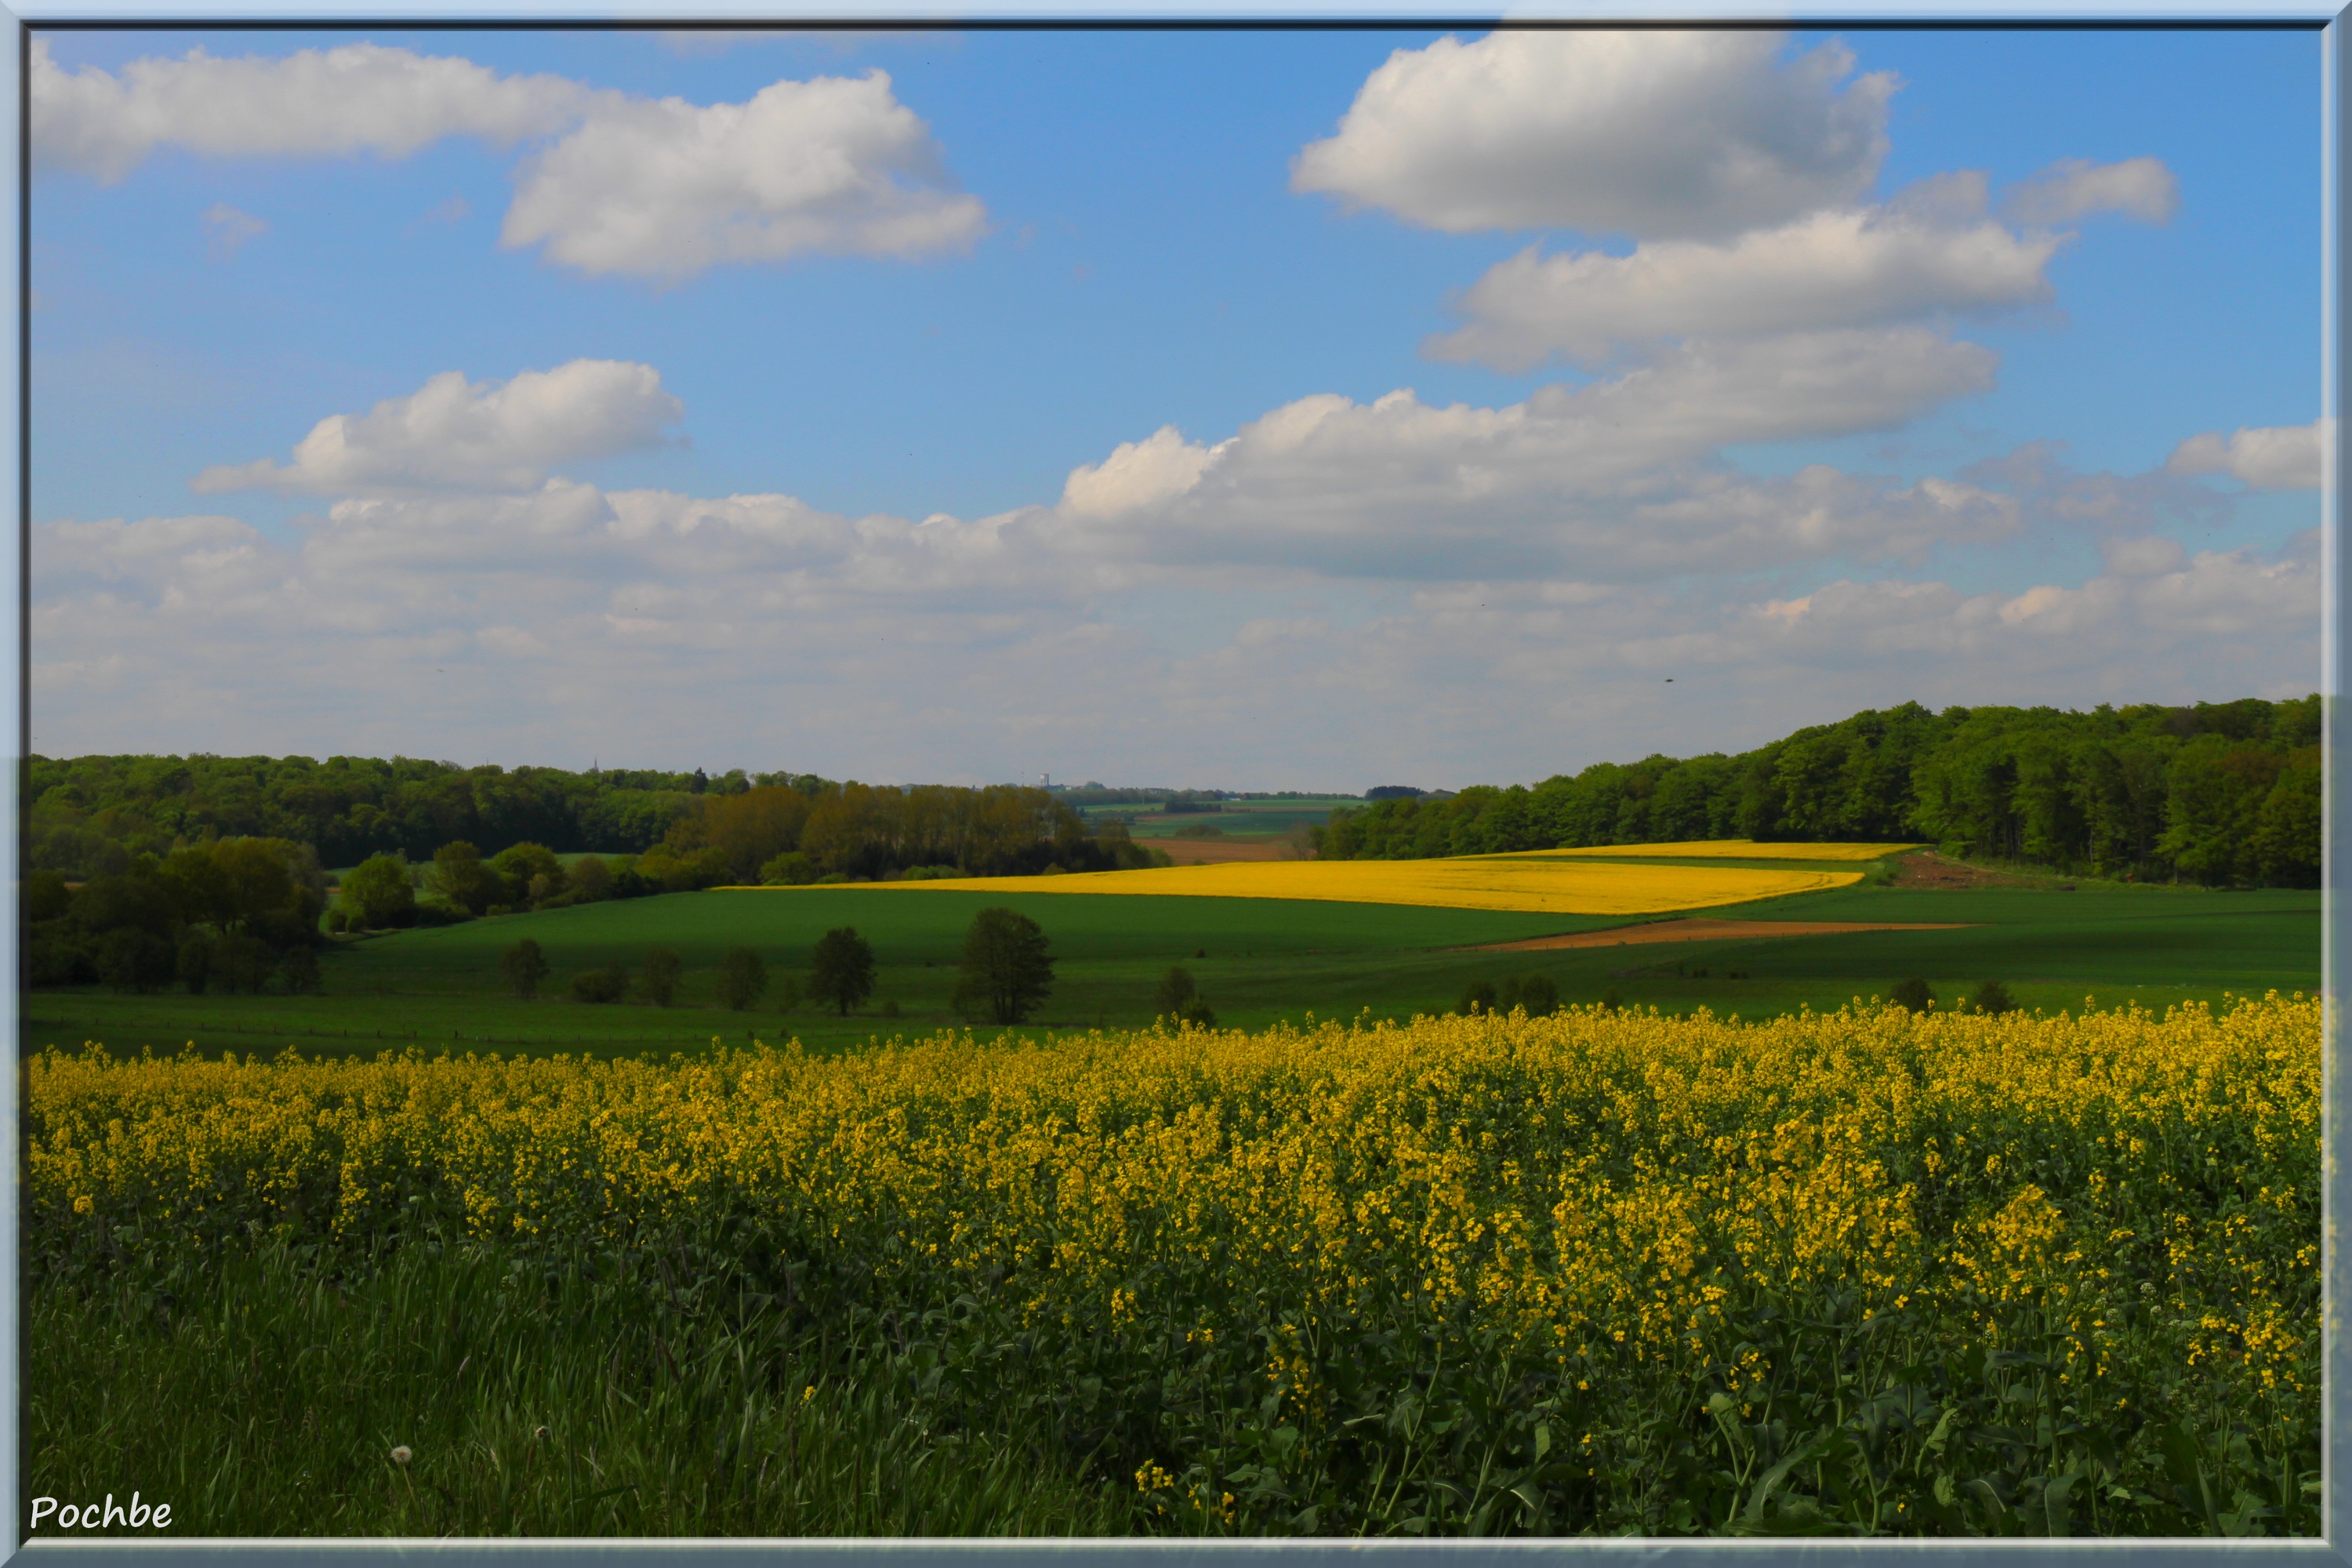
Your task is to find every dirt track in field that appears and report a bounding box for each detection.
[1468,918,1977,952]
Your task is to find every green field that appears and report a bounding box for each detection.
[25,862,2320,1061]
[1079,797,1358,839]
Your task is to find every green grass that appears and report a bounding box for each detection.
[27,873,2318,1062]
[26,1241,1134,1537]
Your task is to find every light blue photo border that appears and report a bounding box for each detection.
[2,5,2339,1561]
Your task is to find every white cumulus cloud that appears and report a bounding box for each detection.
[1292,30,1893,240]
[32,38,598,181]
[1060,426,1231,518]
[501,71,986,280]
[1044,329,2005,579]
[1427,195,2060,372]
[192,360,685,496]
[2165,420,2325,492]
[2002,155,2180,226]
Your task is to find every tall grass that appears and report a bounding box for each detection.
[27,1241,1134,1536]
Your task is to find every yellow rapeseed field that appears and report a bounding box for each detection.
[28,995,2316,1534]
[1538,840,1920,862]
[751,855,1860,915]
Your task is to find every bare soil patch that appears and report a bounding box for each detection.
[1469,917,1976,953]
[1887,851,2034,890]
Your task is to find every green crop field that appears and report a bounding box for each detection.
[1080,797,1359,839]
[24,859,2318,1062]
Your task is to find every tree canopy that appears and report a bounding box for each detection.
[810,927,877,1017]
[956,907,1054,1026]
[1318,696,2320,887]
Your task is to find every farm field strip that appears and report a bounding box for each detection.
[753,857,1862,916]
[27,996,2319,1536]
[1532,840,1922,862]
[1470,917,1978,951]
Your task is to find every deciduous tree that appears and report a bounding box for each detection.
[641,947,683,1007]
[811,927,877,1017]
[499,938,550,1000]
[717,947,768,1011]
[955,907,1053,1025]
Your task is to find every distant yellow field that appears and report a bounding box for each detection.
[769,857,1860,916]
[1536,840,1920,862]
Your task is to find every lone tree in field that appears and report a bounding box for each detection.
[717,947,768,1011]
[499,938,550,999]
[956,906,1054,1025]
[1890,976,1935,1013]
[810,927,876,1016]
[641,947,683,1007]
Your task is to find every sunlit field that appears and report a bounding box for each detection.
[1542,841,1924,862]
[27,993,2317,1536]
[756,855,1862,916]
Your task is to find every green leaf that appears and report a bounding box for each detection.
[2041,1471,2077,1537]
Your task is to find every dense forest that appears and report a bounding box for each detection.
[27,767,1169,989]
[27,755,796,874]
[1319,697,2322,887]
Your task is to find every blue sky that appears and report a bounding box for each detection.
[30,27,2325,788]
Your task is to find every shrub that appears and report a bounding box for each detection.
[1890,977,1936,1013]
[1515,975,1559,1018]
[277,947,321,996]
[499,939,549,1000]
[759,851,821,887]
[1154,967,1198,1019]
[1457,979,1498,1015]
[213,934,276,996]
[641,948,683,1007]
[567,856,613,902]
[339,853,415,931]
[717,948,768,1012]
[96,928,175,994]
[570,962,628,1004]
[1972,979,2019,1015]
[176,934,214,996]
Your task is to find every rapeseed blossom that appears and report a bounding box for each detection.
[27,994,2317,1534]
[761,855,1859,913]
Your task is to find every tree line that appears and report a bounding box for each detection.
[1317,696,2321,887]
[321,782,1172,932]
[31,772,1174,988]
[27,753,837,877]
[29,837,328,993]
[495,909,1061,1026]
